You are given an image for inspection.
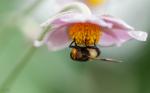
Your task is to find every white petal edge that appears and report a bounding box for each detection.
[60,2,92,15]
[60,13,88,22]
[61,14,113,28]
[101,15,134,30]
[41,2,91,28]
[34,40,44,47]
[96,19,113,28]
[90,16,113,28]
[128,31,148,41]
[40,11,73,28]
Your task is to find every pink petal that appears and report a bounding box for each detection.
[98,15,137,47]
[101,15,134,30]
[42,13,90,51]
[99,32,116,46]
[99,28,132,47]
[41,12,77,28]
[45,25,70,51]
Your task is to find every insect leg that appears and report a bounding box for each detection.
[94,39,97,48]
[86,39,98,49]
[69,39,78,48]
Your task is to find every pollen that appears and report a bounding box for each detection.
[86,0,105,7]
[68,22,102,46]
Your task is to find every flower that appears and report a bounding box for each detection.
[56,0,106,7]
[34,2,148,51]
[85,0,106,7]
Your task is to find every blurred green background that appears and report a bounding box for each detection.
[0,0,150,93]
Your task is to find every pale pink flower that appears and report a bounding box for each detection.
[34,3,148,51]
[56,0,107,7]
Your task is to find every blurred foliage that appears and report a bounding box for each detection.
[0,0,150,93]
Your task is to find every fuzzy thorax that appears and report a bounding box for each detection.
[68,22,102,46]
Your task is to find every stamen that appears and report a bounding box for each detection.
[68,22,102,46]
[86,0,105,7]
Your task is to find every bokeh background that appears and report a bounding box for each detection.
[0,0,150,93]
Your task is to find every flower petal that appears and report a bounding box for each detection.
[128,31,148,41]
[45,25,70,51]
[101,15,134,30]
[41,2,92,28]
[99,32,116,46]
[99,28,132,47]
[41,11,74,28]
[98,15,140,47]
[60,13,93,23]
[61,13,113,28]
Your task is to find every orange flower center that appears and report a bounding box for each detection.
[68,22,102,46]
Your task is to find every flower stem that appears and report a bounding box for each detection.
[0,46,36,93]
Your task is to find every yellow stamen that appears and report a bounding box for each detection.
[68,22,102,46]
[85,0,105,7]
